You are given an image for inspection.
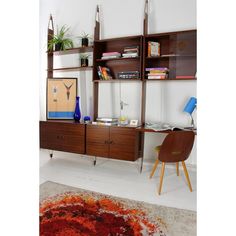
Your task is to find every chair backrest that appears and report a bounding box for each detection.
[158,131,195,163]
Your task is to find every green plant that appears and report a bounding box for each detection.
[78,31,91,39]
[48,25,74,51]
[80,53,90,59]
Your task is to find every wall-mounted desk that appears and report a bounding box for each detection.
[135,125,196,172]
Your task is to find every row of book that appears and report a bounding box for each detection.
[122,46,139,58]
[97,66,113,80]
[146,67,169,79]
[101,45,139,60]
[117,71,140,79]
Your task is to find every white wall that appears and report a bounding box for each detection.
[39,0,197,165]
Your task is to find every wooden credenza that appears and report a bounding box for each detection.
[40,121,140,162]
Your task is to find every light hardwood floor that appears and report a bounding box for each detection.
[40,149,196,211]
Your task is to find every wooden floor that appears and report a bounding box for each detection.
[40,149,196,211]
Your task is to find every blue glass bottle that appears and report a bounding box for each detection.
[74,96,81,121]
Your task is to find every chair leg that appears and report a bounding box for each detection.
[149,159,159,179]
[176,162,179,176]
[181,161,192,192]
[158,162,165,195]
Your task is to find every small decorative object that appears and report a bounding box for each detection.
[183,97,197,128]
[78,32,91,47]
[119,116,129,126]
[48,25,74,51]
[130,120,138,127]
[47,78,77,119]
[83,116,91,123]
[74,96,81,122]
[80,53,90,67]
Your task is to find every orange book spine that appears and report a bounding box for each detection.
[148,42,151,57]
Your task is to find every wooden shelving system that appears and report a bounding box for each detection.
[41,5,197,171]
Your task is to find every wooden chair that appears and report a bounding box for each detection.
[149,131,195,195]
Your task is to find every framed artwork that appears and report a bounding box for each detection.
[47,78,77,119]
[129,119,138,127]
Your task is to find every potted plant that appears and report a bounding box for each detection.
[80,53,90,67]
[78,32,91,47]
[48,25,74,51]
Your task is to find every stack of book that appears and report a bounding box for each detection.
[101,52,121,60]
[96,117,118,126]
[117,71,140,79]
[122,46,139,58]
[146,67,169,79]
[147,41,160,57]
[97,66,113,80]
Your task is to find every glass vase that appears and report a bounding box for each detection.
[74,96,81,121]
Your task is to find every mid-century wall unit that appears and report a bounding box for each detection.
[40,5,196,171]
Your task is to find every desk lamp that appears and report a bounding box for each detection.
[183,97,197,128]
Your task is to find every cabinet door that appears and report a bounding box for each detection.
[109,127,139,161]
[86,125,110,157]
[40,121,85,154]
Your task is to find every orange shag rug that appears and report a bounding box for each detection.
[40,181,196,236]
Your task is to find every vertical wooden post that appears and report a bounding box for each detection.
[93,5,100,120]
[143,0,149,35]
[139,1,149,169]
[94,5,100,40]
[47,14,54,78]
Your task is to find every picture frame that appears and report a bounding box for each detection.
[47,78,77,119]
[129,119,138,127]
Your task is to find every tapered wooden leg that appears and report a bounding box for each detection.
[149,159,159,178]
[176,162,179,176]
[158,162,165,195]
[182,161,192,192]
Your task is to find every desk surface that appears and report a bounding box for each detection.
[136,126,197,134]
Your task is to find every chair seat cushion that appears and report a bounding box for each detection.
[155,145,161,152]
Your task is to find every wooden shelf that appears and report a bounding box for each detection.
[96,57,140,62]
[146,54,195,59]
[145,77,197,81]
[93,79,142,82]
[48,66,93,72]
[48,46,93,55]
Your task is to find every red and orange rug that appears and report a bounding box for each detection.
[40,181,196,236]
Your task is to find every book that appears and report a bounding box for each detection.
[117,71,140,79]
[101,55,121,59]
[122,52,138,58]
[96,117,118,122]
[148,72,167,75]
[97,66,112,80]
[102,52,121,56]
[147,75,166,79]
[101,67,112,80]
[148,41,160,57]
[97,66,105,80]
[145,67,169,71]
